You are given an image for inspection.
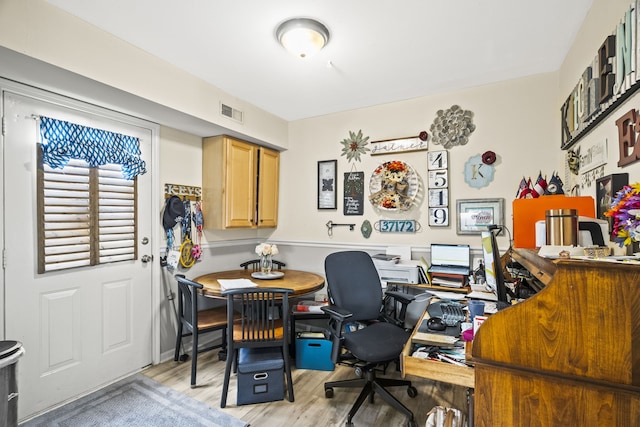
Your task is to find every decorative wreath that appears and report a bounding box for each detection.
[429,105,476,148]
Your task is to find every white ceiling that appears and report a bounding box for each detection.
[48,0,594,122]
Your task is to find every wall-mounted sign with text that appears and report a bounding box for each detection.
[561,3,640,150]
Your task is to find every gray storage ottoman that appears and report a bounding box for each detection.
[237,347,284,405]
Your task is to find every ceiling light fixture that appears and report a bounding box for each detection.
[276,18,330,59]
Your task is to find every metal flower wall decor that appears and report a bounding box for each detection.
[429,105,476,149]
[340,129,370,162]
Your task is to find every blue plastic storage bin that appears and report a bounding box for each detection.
[295,338,334,371]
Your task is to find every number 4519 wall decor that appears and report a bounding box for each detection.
[427,150,449,226]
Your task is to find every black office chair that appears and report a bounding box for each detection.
[220,287,294,408]
[174,274,230,388]
[240,259,286,271]
[322,251,418,427]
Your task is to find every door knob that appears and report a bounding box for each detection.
[141,255,153,263]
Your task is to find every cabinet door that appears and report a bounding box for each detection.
[225,139,257,228]
[257,147,279,228]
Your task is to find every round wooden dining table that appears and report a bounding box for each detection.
[193,269,325,298]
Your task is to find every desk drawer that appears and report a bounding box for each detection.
[402,350,474,389]
[403,308,475,389]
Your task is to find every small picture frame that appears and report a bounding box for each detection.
[456,198,504,234]
[596,173,628,230]
[318,160,337,210]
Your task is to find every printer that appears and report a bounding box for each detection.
[371,254,420,285]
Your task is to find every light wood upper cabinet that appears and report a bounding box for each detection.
[202,135,279,229]
[257,147,279,228]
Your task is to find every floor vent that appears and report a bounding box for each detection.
[220,103,244,123]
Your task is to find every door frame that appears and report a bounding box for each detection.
[0,77,162,364]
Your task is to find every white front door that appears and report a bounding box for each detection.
[2,89,154,420]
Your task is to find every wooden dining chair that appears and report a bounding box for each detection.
[239,259,286,271]
[174,274,229,388]
[220,287,294,407]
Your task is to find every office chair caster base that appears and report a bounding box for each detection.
[325,387,334,398]
[407,386,418,398]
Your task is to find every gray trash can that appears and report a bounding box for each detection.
[0,341,24,427]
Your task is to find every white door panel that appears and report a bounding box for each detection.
[2,90,153,420]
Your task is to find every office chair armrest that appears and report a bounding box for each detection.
[321,305,353,364]
[321,305,353,321]
[382,290,416,326]
[384,290,415,306]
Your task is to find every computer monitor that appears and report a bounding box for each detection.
[481,228,509,307]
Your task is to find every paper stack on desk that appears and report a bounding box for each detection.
[217,279,258,290]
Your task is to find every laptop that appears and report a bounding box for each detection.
[428,244,471,275]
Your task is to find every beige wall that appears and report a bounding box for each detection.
[558,0,640,196]
[275,73,559,249]
[4,0,640,252]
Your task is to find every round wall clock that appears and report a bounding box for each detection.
[369,160,419,210]
[463,154,495,188]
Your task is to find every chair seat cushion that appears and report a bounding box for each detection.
[343,322,410,363]
[197,306,228,330]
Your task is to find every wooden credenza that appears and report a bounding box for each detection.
[472,248,640,426]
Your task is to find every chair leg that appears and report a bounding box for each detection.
[371,380,415,424]
[174,322,183,362]
[220,349,235,408]
[324,377,368,390]
[283,347,294,402]
[346,382,374,425]
[325,371,415,426]
[219,328,228,361]
[190,330,198,388]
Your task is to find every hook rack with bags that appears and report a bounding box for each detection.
[162,184,204,270]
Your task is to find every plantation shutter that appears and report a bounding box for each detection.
[37,117,145,273]
[98,164,137,264]
[40,158,92,272]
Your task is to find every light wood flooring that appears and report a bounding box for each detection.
[142,349,469,427]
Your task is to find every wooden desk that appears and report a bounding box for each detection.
[402,303,475,389]
[472,248,640,426]
[194,269,325,298]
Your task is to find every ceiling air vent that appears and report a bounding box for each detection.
[220,102,244,124]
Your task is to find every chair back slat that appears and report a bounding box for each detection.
[239,259,287,271]
[226,288,292,344]
[175,274,204,329]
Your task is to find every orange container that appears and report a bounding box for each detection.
[512,196,595,248]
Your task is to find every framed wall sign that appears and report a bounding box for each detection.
[456,198,504,234]
[427,150,448,170]
[375,219,419,233]
[318,160,337,210]
[344,171,364,215]
[427,150,449,227]
[429,208,449,226]
[370,135,429,155]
